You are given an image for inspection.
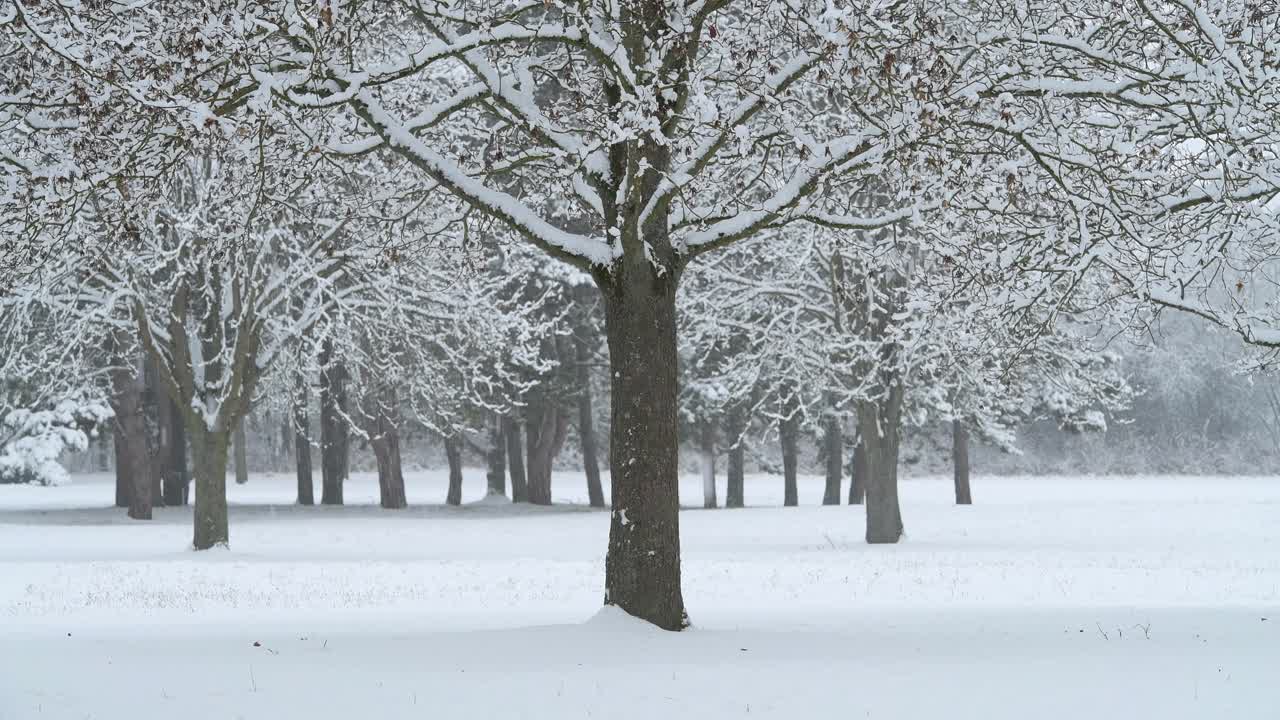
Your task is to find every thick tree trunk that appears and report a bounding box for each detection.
[822,413,842,505]
[190,429,229,549]
[859,397,904,544]
[485,415,506,497]
[444,435,463,506]
[233,419,249,485]
[699,421,716,509]
[112,421,131,508]
[953,419,972,505]
[161,398,188,506]
[504,415,528,503]
[575,335,606,508]
[725,405,745,509]
[525,394,569,506]
[111,356,151,520]
[372,422,407,510]
[780,409,799,508]
[319,340,348,505]
[383,423,407,509]
[371,436,407,509]
[293,380,314,506]
[848,437,867,505]
[525,404,548,505]
[598,267,687,630]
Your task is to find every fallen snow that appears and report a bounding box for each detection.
[1,471,1277,719]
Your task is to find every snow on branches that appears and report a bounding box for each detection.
[5,1,1277,349]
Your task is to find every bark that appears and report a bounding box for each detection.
[111,356,131,509]
[144,359,164,505]
[725,405,745,509]
[110,355,151,520]
[233,419,249,485]
[293,379,314,506]
[161,397,188,506]
[319,339,348,505]
[280,417,292,472]
[96,435,110,473]
[444,435,463,506]
[371,426,407,509]
[355,375,408,510]
[485,415,506,497]
[525,392,569,506]
[822,413,842,505]
[848,437,867,505]
[151,397,167,508]
[780,409,799,508]
[953,419,973,505]
[112,421,131,508]
[374,403,407,509]
[597,263,687,631]
[699,421,717,509]
[575,334,606,508]
[190,429,229,549]
[504,415,528,503]
[859,393,904,544]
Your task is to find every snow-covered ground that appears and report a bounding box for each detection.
[2,470,1277,719]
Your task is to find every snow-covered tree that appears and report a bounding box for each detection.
[333,240,556,507]
[6,0,1279,629]
[0,278,113,487]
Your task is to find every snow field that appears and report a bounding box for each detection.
[1,471,1277,719]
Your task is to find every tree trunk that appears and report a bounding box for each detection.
[822,413,842,505]
[504,415,528,503]
[112,420,131,508]
[780,398,799,507]
[525,402,548,505]
[444,435,463,506]
[293,379,313,506]
[598,266,687,630]
[190,429,229,549]
[725,405,745,509]
[97,434,110,473]
[144,358,164,506]
[485,414,506,497]
[161,397,188,506]
[859,396,904,544]
[111,356,131,509]
[525,393,569,506]
[699,421,716,509]
[319,339,348,505]
[953,419,972,505]
[376,414,407,509]
[151,398,167,508]
[233,418,249,485]
[371,432,408,509]
[280,416,292,472]
[848,436,866,505]
[111,355,151,520]
[575,335,606,508]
